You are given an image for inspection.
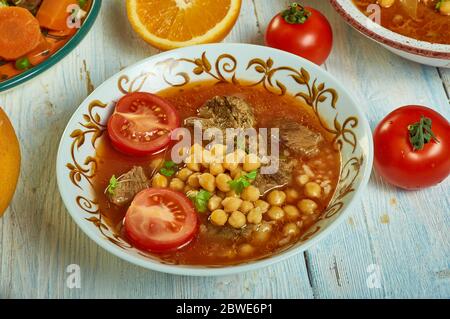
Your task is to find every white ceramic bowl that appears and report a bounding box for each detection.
[330,0,450,67]
[56,43,373,276]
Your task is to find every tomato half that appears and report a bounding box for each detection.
[124,188,199,252]
[265,3,333,65]
[373,105,450,190]
[107,92,180,156]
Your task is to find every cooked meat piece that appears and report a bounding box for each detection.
[271,119,323,157]
[185,96,256,131]
[108,166,148,206]
[254,157,297,194]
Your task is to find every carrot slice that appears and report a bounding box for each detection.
[0,63,21,82]
[36,0,78,31]
[26,35,51,66]
[0,7,42,60]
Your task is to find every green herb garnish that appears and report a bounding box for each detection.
[159,160,178,177]
[0,0,9,7]
[188,189,212,213]
[106,175,119,195]
[228,170,258,194]
[408,116,439,151]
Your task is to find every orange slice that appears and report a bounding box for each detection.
[126,0,242,50]
[0,107,21,217]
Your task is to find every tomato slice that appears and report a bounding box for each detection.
[107,92,180,156]
[124,188,199,252]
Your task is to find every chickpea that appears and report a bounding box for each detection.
[296,174,309,186]
[230,168,243,179]
[267,190,286,206]
[241,185,260,202]
[285,188,300,204]
[226,190,240,198]
[304,182,322,199]
[185,155,200,172]
[169,178,185,192]
[210,144,227,159]
[190,143,203,161]
[252,222,272,243]
[209,162,224,176]
[267,206,285,221]
[247,207,263,224]
[201,149,212,168]
[238,243,255,256]
[440,0,450,15]
[240,201,254,214]
[176,167,193,182]
[283,223,300,236]
[149,157,164,171]
[378,0,395,8]
[297,199,318,215]
[222,197,243,212]
[208,195,223,211]
[254,200,270,213]
[228,211,246,228]
[216,173,232,192]
[210,209,228,226]
[223,152,239,171]
[243,154,261,172]
[283,205,300,219]
[152,173,168,188]
[198,173,216,192]
[187,173,201,188]
[184,185,194,193]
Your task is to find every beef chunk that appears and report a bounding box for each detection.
[185,96,256,131]
[108,166,148,206]
[272,119,323,157]
[254,157,297,194]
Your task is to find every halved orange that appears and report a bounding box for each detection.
[126,0,242,50]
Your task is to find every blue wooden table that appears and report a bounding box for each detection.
[0,0,448,298]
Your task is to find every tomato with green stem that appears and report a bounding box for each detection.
[373,105,450,190]
[265,2,333,65]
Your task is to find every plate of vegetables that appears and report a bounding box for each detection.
[0,0,101,92]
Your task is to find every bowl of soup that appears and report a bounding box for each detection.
[330,0,450,67]
[0,0,101,92]
[56,43,373,276]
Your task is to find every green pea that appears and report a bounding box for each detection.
[15,57,31,70]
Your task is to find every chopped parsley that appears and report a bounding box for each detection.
[106,175,119,195]
[228,170,258,194]
[188,189,212,213]
[159,160,178,177]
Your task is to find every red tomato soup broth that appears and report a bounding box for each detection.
[93,81,341,266]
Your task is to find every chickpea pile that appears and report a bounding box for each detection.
[151,144,326,239]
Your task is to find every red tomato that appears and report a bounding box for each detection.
[373,105,450,190]
[124,188,199,252]
[107,92,180,156]
[265,3,333,65]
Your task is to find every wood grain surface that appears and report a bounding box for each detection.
[0,0,448,299]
